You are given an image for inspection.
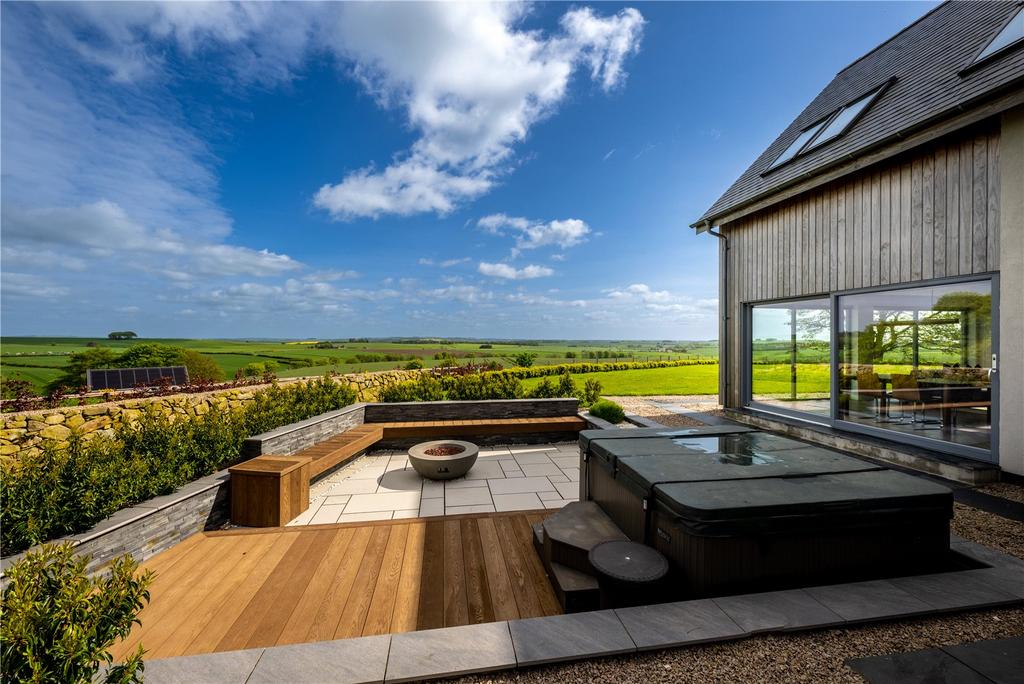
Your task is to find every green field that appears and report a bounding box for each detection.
[1,337,718,394]
[522,364,720,396]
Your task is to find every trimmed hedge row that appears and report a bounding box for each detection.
[379,371,602,406]
[0,378,357,555]
[495,359,713,379]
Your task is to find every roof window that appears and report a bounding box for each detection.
[763,81,890,173]
[974,7,1023,63]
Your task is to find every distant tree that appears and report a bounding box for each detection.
[47,347,119,391]
[115,344,181,368]
[512,352,537,368]
[106,331,137,340]
[179,349,225,383]
[564,351,576,359]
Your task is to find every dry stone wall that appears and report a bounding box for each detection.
[0,369,419,460]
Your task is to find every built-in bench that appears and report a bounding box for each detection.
[231,399,587,527]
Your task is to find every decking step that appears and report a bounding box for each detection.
[533,521,600,613]
[542,501,627,575]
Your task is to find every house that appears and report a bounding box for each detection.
[693,1,1023,479]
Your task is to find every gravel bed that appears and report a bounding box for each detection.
[952,502,1024,559]
[605,396,722,428]
[976,482,1024,505]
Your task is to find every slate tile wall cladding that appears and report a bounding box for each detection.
[242,404,367,457]
[0,472,230,586]
[364,398,579,422]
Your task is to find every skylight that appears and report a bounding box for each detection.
[807,87,882,149]
[766,119,829,171]
[975,7,1023,63]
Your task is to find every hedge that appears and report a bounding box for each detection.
[495,359,712,380]
[380,370,601,406]
[0,377,356,555]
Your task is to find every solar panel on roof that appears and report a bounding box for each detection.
[86,366,189,391]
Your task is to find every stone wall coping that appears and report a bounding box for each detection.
[581,413,617,431]
[244,403,368,444]
[367,398,578,412]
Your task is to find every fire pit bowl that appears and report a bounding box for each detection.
[408,440,480,481]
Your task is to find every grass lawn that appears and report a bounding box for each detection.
[522,364,721,396]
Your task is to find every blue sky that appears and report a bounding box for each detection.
[1,1,935,341]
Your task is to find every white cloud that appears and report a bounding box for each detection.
[2,201,302,279]
[1,272,70,299]
[305,269,360,282]
[478,262,554,280]
[477,214,591,254]
[418,258,435,266]
[419,285,493,304]
[314,3,644,219]
[440,257,471,268]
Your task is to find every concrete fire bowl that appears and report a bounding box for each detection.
[408,440,479,481]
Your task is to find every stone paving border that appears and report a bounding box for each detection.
[847,635,1024,683]
[141,533,1024,684]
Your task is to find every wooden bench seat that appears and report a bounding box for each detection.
[298,424,384,478]
[372,415,586,440]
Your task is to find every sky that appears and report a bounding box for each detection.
[0,1,936,341]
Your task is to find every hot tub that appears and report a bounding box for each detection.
[580,430,953,597]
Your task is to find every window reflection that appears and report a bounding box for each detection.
[838,281,992,450]
[750,298,831,417]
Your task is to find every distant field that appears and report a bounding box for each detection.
[523,364,720,396]
[1,337,718,394]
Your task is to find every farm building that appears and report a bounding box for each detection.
[693,1,1024,479]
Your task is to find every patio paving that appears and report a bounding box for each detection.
[289,442,581,525]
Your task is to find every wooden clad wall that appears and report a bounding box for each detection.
[721,122,1001,407]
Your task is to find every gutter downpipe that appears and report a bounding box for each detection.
[706,222,730,407]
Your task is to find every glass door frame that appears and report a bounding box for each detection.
[743,272,999,464]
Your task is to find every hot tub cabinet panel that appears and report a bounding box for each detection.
[652,471,953,596]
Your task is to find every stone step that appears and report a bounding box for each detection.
[533,521,600,613]
[542,501,627,575]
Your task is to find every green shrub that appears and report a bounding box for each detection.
[588,399,626,423]
[512,352,537,368]
[179,349,226,383]
[1,543,152,684]
[378,374,446,402]
[582,379,602,407]
[404,359,424,370]
[0,377,356,554]
[528,377,557,398]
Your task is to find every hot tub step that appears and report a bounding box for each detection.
[533,521,600,613]
[542,501,627,574]
[549,561,600,613]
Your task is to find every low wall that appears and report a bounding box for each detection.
[1,369,419,460]
[242,404,366,457]
[0,470,230,585]
[364,398,579,422]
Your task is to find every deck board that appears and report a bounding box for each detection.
[112,511,556,660]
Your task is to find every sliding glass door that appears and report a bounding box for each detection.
[749,298,831,418]
[746,277,995,459]
[837,280,993,453]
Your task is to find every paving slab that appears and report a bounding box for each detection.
[445,504,496,515]
[957,567,1024,599]
[713,589,844,633]
[326,479,381,496]
[310,504,345,525]
[847,647,992,684]
[509,610,636,666]
[345,491,421,514]
[549,455,579,468]
[489,477,556,495]
[376,469,423,492]
[444,477,489,489]
[418,498,444,517]
[543,499,573,509]
[952,539,1024,570]
[806,580,934,623]
[521,463,563,477]
[942,636,1024,684]
[247,635,390,684]
[493,493,545,512]
[465,461,506,480]
[338,511,394,523]
[553,481,579,500]
[615,599,746,650]
[445,487,493,507]
[513,452,557,466]
[890,570,1020,611]
[421,479,444,499]
[385,621,515,683]
[392,510,420,519]
[143,648,263,684]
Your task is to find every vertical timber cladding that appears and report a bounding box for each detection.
[721,122,1001,409]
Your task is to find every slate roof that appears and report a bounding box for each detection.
[695,1,1024,228]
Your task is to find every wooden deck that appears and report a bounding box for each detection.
[110,511,560,660]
